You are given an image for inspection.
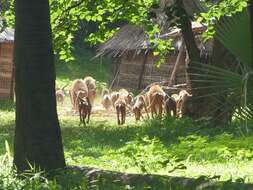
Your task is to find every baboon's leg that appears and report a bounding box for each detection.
[140,111,144,120]
[87,109,91,124]
[122,107,126,124]
[151,106,154,118]
[79,107,82,125]
[159,104,163,117]
[116,107,120,125]
[83,112,86,126]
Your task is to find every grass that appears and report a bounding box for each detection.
[0,47,253,189]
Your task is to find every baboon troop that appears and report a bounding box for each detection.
[56,76,192,126]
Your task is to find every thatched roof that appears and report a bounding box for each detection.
[96,22,206,57]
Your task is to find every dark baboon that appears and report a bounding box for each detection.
[78,95,92,126]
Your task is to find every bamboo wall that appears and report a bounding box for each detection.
[0,42,14,99]
[110,50,187,90]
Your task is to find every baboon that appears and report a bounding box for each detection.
[164,95,177,117]
[101,88,110,97]
[78,95,92,126]
[171,93,180,116]
[83,76,96,105]
[101,88,112,110]
[147,85,166,118]
[132,95,149,121]
[110,91,119,107]
[114,97,127,125]
[177,90,192,117]
[118,88,133,107]
[55,84,68,105]
[69,79,88,112]
[56,89,65,105]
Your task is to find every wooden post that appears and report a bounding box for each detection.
[138,50,149,89]
[168,39,184,86]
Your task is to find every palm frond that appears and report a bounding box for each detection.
[215,8,252,67]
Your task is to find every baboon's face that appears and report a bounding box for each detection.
[89,89,96,96]
[133,108,141,120]
[126,94,133,105]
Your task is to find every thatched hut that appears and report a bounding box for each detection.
[97,23,208,91]
[0,27,15,99]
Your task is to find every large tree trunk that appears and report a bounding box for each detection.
[251,0,253,59]
[14,0,65,172]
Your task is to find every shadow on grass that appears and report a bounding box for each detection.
[61,116,253,164]
[55,167,253,190]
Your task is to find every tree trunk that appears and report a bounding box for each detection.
[250,0,253,61]
[14,0,65,172]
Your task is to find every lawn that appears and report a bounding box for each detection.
[0,47,253,189]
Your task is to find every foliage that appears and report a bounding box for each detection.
[192,7,253,131]
[4,0,176,64]
[198,0,248,39]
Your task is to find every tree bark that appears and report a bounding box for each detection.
[250,0,253,62]
[14,0,65,172]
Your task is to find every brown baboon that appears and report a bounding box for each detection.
[101,88,113,110]
[171,93,180,116]
[110,91,119,107]
[55,84,68,105]
[132,95,149,121]
[69,79,88,112]
[56,89,65,105]
[147,85,166,118]
[164,95,177,117]
[177,90,192,117]
[118,88,133,108]
[114,97,127,125]
[101,88,110,97]
[83,76,96,105]
[78,95,92,126]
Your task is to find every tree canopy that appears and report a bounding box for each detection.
[3,0,247,63]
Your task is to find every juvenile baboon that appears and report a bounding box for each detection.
[114,97,127,125]
[83,76,96,105]
[101,88,110,97]
[132,95,149,121]
[56,89,65,105]
[69,79,88,112]
[55,84,68,105]
[147,85,166,118]
[110,91,119,107]
[101,88,112,110]
[78,95,92,126]
[164,95,177,117]
[177,90,192,117]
